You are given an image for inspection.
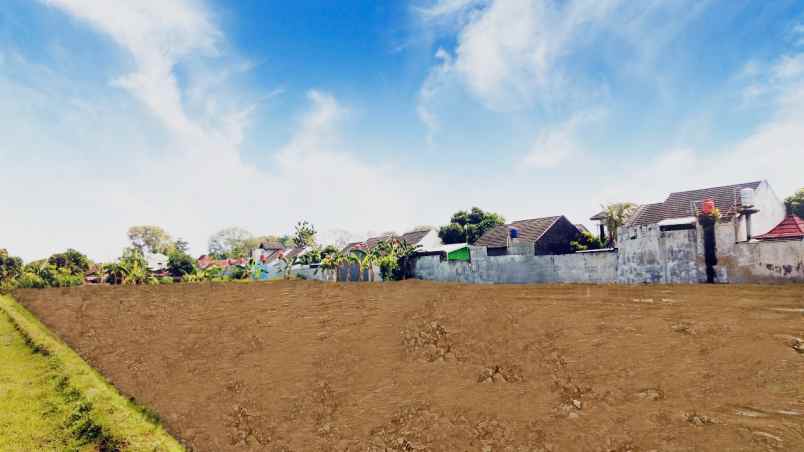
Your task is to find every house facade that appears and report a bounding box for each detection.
[475,216,581,256]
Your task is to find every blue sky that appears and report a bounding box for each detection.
[2,0,804,261]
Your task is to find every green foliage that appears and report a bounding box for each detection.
[785,188,804,217]
[208,227,254,259]
[158,277,173,285]
[0,249,23,290]
[48,249,89,276]
[15,272,47,289]
[373,238,422,281]
[105,248,157,285]
[292,220,317,249]
[173,238,190,254]
[127,225,174,255]
[571,231,607,252]
[166,252,195,278]
[438,207,505,245]
[601,202,637,246]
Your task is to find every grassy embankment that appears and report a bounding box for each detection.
[0,294,183,451]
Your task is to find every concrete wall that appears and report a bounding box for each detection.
[616,225,702,284]
[411,225,802,285]
[412,246,618,284]
[723,240,804,283]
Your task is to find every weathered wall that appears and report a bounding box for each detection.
[616,224,702,284]
[411,226,802,285]
[412,247,618,284]
[723,240,804,283]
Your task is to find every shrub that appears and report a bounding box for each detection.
[16,272,47,289]
[158,277,173,285]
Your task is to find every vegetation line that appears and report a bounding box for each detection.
[0,295,184,452]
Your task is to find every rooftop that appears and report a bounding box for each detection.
[475,216,561,248]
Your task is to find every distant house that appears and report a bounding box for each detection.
[144,252,168,271]
[475,216,581,256]
[197,255,248,270]
[624,180,785,241]
[342,228,441,255]
[755,215,804,241]
[252,241,285,264]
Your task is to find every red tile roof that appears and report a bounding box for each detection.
[755,215,804,241]
[475,216,561,248]
[627,181,762,227]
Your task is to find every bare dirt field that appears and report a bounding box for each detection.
[13,281,804,451]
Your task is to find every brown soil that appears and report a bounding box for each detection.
[14,281,804,451]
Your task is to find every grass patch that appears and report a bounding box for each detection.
[0,295,183,451]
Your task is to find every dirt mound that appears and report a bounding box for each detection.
[14,281,804,451]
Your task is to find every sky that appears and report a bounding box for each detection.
[1,0,803,262]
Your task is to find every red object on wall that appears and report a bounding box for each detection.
[701,199,715,215]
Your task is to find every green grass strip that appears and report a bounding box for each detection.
[0,295,184,451]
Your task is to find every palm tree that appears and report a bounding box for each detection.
[280,255,298,280]
[602,202,637,246]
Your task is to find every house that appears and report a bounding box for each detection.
[475,216,581,256]
[144,252,168,271]
[342,228,441,255]
[617,180,788,283]
[575,224,591,235]
[589,210,609,241]
[197,255,248,270]
[252,241,285,264]
[624,180,785,239]
[755,215,804,241]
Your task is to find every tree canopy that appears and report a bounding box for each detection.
[208,227,254,259]
[292,221,317,249]
[47,249,90,275]
[127,225,174,255]
[438,207,505,245]
[785,188,804,217]
[602,202,637,245]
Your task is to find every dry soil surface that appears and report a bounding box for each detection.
[14,281,804,451]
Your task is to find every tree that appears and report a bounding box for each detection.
[785,188,804,217]
[292,221,317,249]
[0,249,23,290]
[571,231,607,252]
[174,238,190,254]
[127,225,174,254]
[208,227,254,259]
[167,252,195,278]
[438,207,505,244]
[602,202,637,246]
[48,249,90,276]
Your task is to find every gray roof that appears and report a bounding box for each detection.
[627,181,762,227]
[475,216,562,248]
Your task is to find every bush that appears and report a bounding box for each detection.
[16,272,47,289]
[158,276,173,285]
[167,252,195,278]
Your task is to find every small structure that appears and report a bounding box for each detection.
[589,210,608,241]
[144,252,168,271]
[754,215,804,241]
[475,216,581,256]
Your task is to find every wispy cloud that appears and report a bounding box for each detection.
[523,110,604,169]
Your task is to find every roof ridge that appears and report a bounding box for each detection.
[668,180,762,196]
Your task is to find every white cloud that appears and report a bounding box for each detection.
[0,0,449,262]
[524,110,603,168]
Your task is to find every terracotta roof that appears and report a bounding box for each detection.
[627,181,762,227]
[475,216,561,248]
[755,215,804,241]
